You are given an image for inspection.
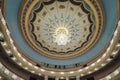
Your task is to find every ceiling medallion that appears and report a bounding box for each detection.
[20,0,104,59]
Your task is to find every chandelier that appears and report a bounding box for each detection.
[54,27,70,45]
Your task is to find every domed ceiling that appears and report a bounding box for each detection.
[20,0,104,59]
[0,0,120,79]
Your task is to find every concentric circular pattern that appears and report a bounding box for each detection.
[1,0,120,79]
[20,0,104,59]
[30,2,94,54]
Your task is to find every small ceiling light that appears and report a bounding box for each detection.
[114,70,119,75]
[102,53,107,58]
[78,69,82,72]
[94,68,98,71]
[106,47,111,53]
[51,71,55,74]
[34,66,38,69]
[22,58,26,62]
[2,42,7,46]
[60,77,64,79]
[24,67,28,70]
[70,71,74,74]
[106,76,111,79]
[40,69,45,72]
[91,63,95,67]
[85,66,89,70]
[18,63,22,66]
[6,49,11,54]
[28,63,32,66]
[0,76,2,79]
[0,32,3,37]
[101,63,105,67]
[107,58,111,62]
[6,29,10,35]
[4,69,9,74]
[60,72,65,75]
[38,73,42,76]
[0,63,2,69]
[97,59,101,63]
[31,71,35,73]
[10,38,13,43]
[118,21,120,26]
[112,51,118,55]
[12,75,17,79]
[88,71,92,74]
[12,57,16,61]
[114,30,118,35]
[116,43,120,47]
[1,18,6,25]
[81,74,84,76]
[18,53,21,57]
[13,46,17,51]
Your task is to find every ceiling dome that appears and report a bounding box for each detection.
[0,0,120,80]
[20,0,104,59]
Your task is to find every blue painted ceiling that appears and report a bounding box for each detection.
[5,0,119,65]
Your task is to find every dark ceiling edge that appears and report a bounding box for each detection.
[0,23,120,80]
[0,0,120,80]
[80,47,120,80]
[0,43,44,80]
[0,0,42,79]
[0,37,120,80]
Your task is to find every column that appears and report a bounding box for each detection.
[66,77,69,80]
[45,76,48,80]
[76,76,80,80]
[55,77,59,80]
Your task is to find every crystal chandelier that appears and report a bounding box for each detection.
[54,27,70,45]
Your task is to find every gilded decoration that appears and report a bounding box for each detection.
[2,0,120,76]
[20,0,104,59]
